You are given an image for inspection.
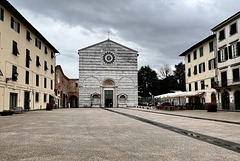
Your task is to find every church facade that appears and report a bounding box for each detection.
[78,39,138,107]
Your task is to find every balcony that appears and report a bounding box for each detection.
[214,79,240,89]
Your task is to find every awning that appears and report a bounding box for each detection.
[155,91,205,99]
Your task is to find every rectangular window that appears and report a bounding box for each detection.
[199,62,205,73]
[209,41,214,52]
[12,40,19,55]
[189,83,191,91]
[230,43,238,58]
[194,65,197,75]
[51,51,54,59]
[208,59,216,70]
[26,49,31,68]
[25,71,29,84]
[195,82,198,91]
[188,68,191,77]
[221,71,227,87]
[35,93,39,102]
[218,47,228,62]
[35,38,41,49]
[233,68,240,82]
[230,23,237,35]
[26,30,31,41]
[44,94,47,102]
[219,29,225,41]
[44,78,47,88]
[188,54,191,63]
[201,80,205,90]
[44,61,48,71]
[36,74,39,86]
[51,65,54,74]
[199,46,203,57]
[76,83,78,87]
[211,78,215,88]
[193,50,197,60]
[45,46,48,54]
[12,65,18,81]
[11,17,20,33]
[0,7,4,21]
[51,80,53,90]
[36,56,41,67]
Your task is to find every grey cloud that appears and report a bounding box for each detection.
[8,0,240,77]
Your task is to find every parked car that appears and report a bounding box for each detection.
[156,102,171,109]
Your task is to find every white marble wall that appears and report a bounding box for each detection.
[78,39,138,107]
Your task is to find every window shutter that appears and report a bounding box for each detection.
[35,38,37,47]
[228,46,232,59]
[11,17,14,29]
[17,22,20,33]
[214,59,216,68]
[237,42,240,56]
[208,60,211,70]
[218,50,221,62]
[225,47,228,60]
[1,8,4,21]
[199,64,201,73]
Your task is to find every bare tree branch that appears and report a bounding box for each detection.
[158,64,172,79]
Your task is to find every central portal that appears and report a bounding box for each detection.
[105,90,113,107]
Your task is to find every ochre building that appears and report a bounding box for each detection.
[0,0,59,111]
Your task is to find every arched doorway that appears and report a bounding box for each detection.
[211,93,216,103]
[69,95,78,108]
[222,91,230,110]
[234,91,240,110]
[102,79,116,107]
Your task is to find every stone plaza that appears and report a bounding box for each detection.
[0,108,240,160]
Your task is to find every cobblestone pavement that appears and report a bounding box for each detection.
[0,108,240,161]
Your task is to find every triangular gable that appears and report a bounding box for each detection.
[78,39,138,53]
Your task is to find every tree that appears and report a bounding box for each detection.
[173,62,186,91]
[158,64,172,80]
[138,66,159,97]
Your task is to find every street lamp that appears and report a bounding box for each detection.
[6,73,19,83]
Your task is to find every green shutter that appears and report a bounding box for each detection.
[233,68,240,82]
[214,59,216,68]
[11,17,14,29]
[218,50,221,62]
[228,46,232,59]
[189,84,191,91]
[199,64,201,73]
[225,47,228,60]
[0,8,4,21]
[208,60,211,70]
[211,78,214,88]
[17,22,20,33]
[237,42,240,56]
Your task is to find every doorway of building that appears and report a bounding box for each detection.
[234,91,240,110]
[9,93,17,110]
[24,91,30,110]
[222,91,230,109]
[211,93,216,103]
[105,90,113,107]
[69,95,78,108]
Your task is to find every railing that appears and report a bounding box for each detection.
[214,79,240,88]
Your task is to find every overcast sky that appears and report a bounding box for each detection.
[8,0,240,78]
